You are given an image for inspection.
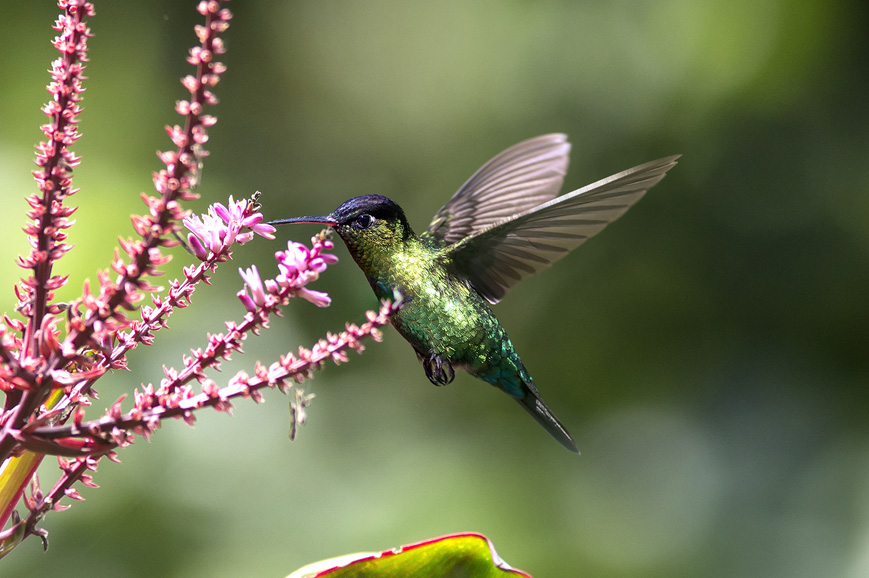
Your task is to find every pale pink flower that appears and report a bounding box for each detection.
[183,195,275,259]
[236,235,337,311]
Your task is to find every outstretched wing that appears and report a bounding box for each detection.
[442,155,681,304]
[422,134,571,246]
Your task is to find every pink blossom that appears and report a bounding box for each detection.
[183,195,275,259]
[297,287,331,308]
[238,265,266,308]
[235,234,337,311]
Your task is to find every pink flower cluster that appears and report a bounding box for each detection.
[238,234,337,312]
[0,0,401,557]
[108,195,274,373]
[29,297,400,448]
[184,196,275,260]
[0,0,246,553]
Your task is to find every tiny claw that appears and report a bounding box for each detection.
[421,352,454,386]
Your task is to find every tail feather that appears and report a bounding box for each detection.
[516,384,579,453]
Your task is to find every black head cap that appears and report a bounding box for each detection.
[331,194,407,225]
[268,194,410,231]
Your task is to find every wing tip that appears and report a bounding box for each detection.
[533,132,569,143]
[639,153,682,173]
[513,133,571,158]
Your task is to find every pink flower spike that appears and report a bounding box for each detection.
[0,0,244,549]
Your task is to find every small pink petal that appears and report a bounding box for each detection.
[298,288,331,308]
[188,233,209,260]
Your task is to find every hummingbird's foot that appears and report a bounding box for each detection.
[420,352,455,386]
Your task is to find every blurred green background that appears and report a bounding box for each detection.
[2,1,868,577]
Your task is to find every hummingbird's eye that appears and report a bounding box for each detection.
[354,213,374,230]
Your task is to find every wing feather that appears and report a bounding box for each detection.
[423,134,571,245]
[443,155,681,303]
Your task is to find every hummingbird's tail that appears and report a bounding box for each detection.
[515,380,579,453]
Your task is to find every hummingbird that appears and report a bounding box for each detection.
[269,134,679,452]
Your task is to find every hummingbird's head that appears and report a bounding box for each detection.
[269,194,415,259]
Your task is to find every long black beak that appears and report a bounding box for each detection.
[267,215,338,226]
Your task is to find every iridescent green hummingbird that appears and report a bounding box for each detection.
[269,134,679,452]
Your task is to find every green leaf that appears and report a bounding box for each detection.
[286,533,533,578]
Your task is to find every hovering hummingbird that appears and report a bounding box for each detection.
[269,134,679,452]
